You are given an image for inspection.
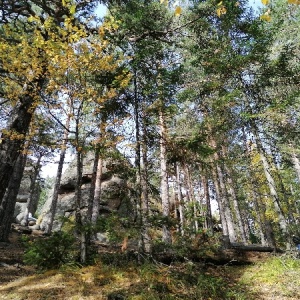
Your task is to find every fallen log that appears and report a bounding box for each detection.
[230,243,276,252]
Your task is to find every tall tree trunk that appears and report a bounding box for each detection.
[140,124,151,252]
[200,169,213,233]
[159,108,171,243]
[253,129,288,237]
[91,122,107,227]
[215,162,237,243]
[270,146,294,224]
[242,127,270,246]
[91,153,103,226]
[24,155,42,226]
[133,71,145,253]
[46,113,70,234]
[0,84,42,203]
[75,149,85,263]
[183,164,198,233]
[176,163,185,236]
[0,154,27,241]
[211,167,228,237]
[88,146,100,223]
[221,149,247,243]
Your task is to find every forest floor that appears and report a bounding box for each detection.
[0,231,300,300]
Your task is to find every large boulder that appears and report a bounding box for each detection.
[39,153,130,232]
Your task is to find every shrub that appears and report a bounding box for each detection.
[23,231,77,270]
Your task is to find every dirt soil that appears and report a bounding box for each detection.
[0,232,36,285]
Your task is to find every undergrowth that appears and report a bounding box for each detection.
[15,232,300,300]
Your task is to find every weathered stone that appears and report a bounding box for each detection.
[96,232,108,243]
[39,153,129,232]
[13,162,41,225]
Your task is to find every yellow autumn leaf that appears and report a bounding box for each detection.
[70,4,76,15]
[261,0,270,5]
[260,13,271,21]
[288,0,300,4]
[174,6,182,17]
[216,6,227,17]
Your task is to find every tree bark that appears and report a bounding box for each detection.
[46,113,70,234]
[183,164,199,232]
[215,162,237,243]
[24,154,42,225]
[211,165,228,237]
[221,153,247,243]
[253,130,288,237]
[91,152,103,225]
[201,169,213,233]
[0,86,41,204]
[242,127,271,246]
[176,163,185,236]
[0,154,27,241]
[140,123,151,252]
[159,108,171,243]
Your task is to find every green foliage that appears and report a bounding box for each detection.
[96,213,137,243]
[23,231,77,270]
[240,256,300,298]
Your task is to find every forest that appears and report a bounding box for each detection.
[0,0,300,299]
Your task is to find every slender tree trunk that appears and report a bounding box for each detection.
[270,146,294,224]
[176,163,185,236]
[74,149,85,263]
[183,164,199,232]
[73,101,86,263]
[242,127,270,246]
[253,129,288,237]
[215,162,237,243]
[88,146,100,223]
[91,153,103,225]
[201,170,213,233]
[0,154,27,241]
[221,153,247,243]
[24,155,42,225]
[211,167,228,236]
[46,113,70,234]
[259,196,277,248]
[133,71,145,253]
[159,108,171,243]
[140,124,151,252]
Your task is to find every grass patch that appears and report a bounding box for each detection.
[238,255,300,299]
[1,252,299,300]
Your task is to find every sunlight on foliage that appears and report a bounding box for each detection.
[216,1,227,17]
[174,6,182,17]
[260,10,272,21]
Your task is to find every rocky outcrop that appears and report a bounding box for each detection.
[14,165,40,226]
[39,153,130,232]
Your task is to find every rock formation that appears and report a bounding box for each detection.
[39,152,130,232]
[14,165,40,226]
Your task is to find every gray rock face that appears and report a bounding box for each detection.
[14,166,40,226]
[39,153,128,232]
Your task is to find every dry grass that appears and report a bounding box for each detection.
[1,232,300,300]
